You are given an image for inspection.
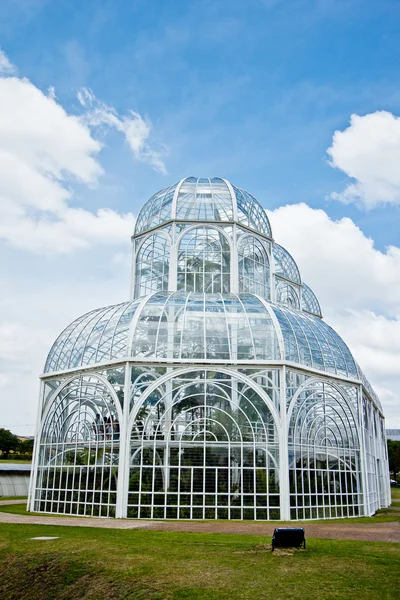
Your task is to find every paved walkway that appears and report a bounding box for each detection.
[1,501,399,542]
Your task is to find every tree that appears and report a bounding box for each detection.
[19,438,34,455]
[0,428,20,459]
[388,439,400,481]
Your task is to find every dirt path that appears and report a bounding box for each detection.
[0,501,399,542]
[148,518,400,542]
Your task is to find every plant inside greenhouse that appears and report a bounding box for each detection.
[29,177,390,521]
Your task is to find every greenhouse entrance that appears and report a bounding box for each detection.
[127,371,281,520]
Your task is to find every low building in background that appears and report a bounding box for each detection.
[0,463,31,497]
[386,430,400,442]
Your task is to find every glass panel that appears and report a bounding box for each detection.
[135,233,170,298]
[232,185,272,236]
[135,182,177,233]
[275,280,300,309]
[272,305,358,378]
[301,283,322,317]
[238,235,270,299]
[177,227,230,294]
[272,244,301,283]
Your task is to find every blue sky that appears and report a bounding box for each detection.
[0,0,400,431]
[2,0,400,246]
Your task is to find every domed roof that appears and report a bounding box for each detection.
[134,177,272,237]
[44,291,358,381]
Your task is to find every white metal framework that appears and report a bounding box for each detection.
[29,176,390,521]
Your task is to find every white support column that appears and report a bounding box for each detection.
[382,421,391,507]
[163,376,173,492]
[168,222,178,291]
[129,238,136,300]
[279,365,290,520]
[28,380,45,512]
[231,223,239,294]
[372,411,381,510]
[115,362,131,518]
[270,248,276,303]
[358,386,370,516]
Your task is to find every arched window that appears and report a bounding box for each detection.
[238,235,270,298]
[35,374,121,517]
[135,234,170,297]
[301,283,322,317]
[272,244,301,283]
[128,369,279,520]
[288,379,361,520]
[276,280,300,308]
[177,227,230,293]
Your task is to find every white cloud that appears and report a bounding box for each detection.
[269,203,400,312]
[0,50,161,433]
[0,49,16,74]
[0,51,168,254]
[0,73,133,253]
[268,202,400,427]
[78,87,167,175]
[0,268,129,435]
[328,111,400,208]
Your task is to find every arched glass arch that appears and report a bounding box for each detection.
[34,374,121,517]
[131,292,280,361]
[273,244,301,283]
[288,378,362,519]
[271,304,358,378]
[45,301,140,373]
[238,235,270,299]
[44,292,359,378]
[127,369,280,520]
[276,280,300,309]
[135,233,170,297]
[301,283,322,318]
[177,227,230,293]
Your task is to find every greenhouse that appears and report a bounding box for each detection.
[29,176,390,521]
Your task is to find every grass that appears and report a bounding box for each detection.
[0,496,27,501]
[0,489,398,597]
[1,502,399,524]
[0,487,399,521]
[391,487,400,500]
[0,522,399,600]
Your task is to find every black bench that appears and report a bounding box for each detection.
[271,528,306,551]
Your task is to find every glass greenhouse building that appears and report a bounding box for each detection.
[29,177,390,521]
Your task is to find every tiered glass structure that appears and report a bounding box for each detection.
[29,177,390,520]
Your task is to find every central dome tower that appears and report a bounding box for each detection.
[131,176,321,318]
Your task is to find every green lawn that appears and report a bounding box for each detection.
[0,496,27,501]
[0,523,399,600]
[0,489,399,598]
[391,487,400,500]
[1,501,399,524]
